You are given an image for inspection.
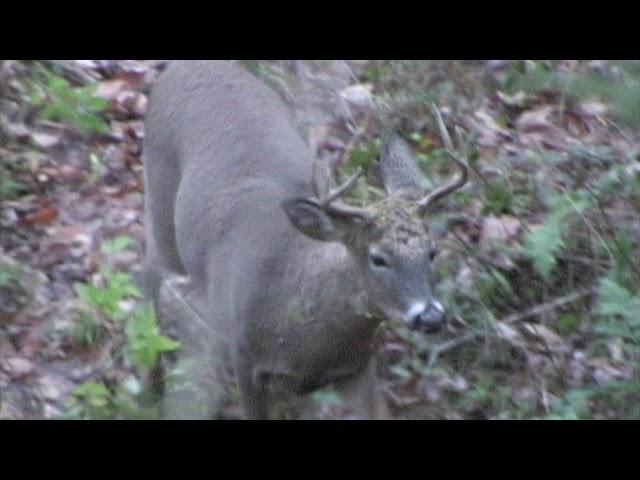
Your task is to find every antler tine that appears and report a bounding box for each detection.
[320,167,364,207]
[311,159,371,220]
[417,105,469,214]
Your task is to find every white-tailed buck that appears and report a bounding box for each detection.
[142,61,468,419]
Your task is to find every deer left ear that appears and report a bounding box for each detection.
[281,198,340,242]
[378,134,425,199]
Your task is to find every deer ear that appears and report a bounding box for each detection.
[281,198,340,242]
[378,134,425,199]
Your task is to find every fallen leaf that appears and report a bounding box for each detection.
[37,374,69,402]
[497,90,528,108]
[2,119,30,140]
[588,357,633,386]
[515,106,557,133]
[480,215,522,247]
[95,79,129,101]
[132,93,148,117]
[21,206,59,226]
[58,164,88,184]
[495,321,525,346]
[0,357,35,379]
[469,109,512,148]
[31,131,62,149]
[455,265,475,290]
[573,101,608,119]
[339,84,373,108]
[521,323,566,352]
[435,374,469,393]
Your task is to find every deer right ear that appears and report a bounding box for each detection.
[281,198,340,242]
[378,134,425,199]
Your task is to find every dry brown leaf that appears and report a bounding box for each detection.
[480,215,522,247]
[588,357,633,386]
[2,119,30,140]
[37,374,69,402]
[95,78,129,101]
[31,131,62,149]
[21,206,59,226]
[58,164,88,184]
[495,321,525,346]
[515,106,557,133]
[573,101,608,119]
[339,83,373,109]
[471,110,509,148]
[521,323,566,353]
[0,356,35,379]
[132,93,148,117]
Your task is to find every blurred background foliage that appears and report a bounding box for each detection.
[1,60,638,419]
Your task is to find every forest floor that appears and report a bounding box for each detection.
[1,60,639,419]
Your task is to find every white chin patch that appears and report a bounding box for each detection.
[431,300,445,313]
[404,301,426,324]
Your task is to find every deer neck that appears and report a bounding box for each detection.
[287,240,380,334]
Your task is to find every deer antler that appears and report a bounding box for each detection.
[417,105,469,214]
[311,158,371,219]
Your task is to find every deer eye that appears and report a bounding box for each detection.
[429,248,438,261]
[369,252,389,269]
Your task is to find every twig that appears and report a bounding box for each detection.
[426,288,597,368]
[382,385,422,408]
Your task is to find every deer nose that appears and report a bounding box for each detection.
[408,300,446,333]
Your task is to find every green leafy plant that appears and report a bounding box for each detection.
[27,63,110,135]
[482,179,513,215]
[0,173,27,201]
[73,312,104,347]
[64,237,181,419]
[0,265,19,288]
[311,387,345,408]
[547,389,593,420]
[513,61,640,127]
[346,140,381,173]
[75,266,142,321]
[101,235,137,255]
[125,304,181,370]
[524,191,590,282]
[64,382,115,420]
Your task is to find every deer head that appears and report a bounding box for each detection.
[282,106,468,333]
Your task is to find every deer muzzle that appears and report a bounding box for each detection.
[405,300,446,333]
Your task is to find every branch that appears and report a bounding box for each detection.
[426,288,597,368]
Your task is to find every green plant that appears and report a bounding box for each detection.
[26,63,110,135]
[311,387,345,408]
[75,266,142,321]
[64,238,181,419]
[0,173,27,201]
[549,227,640,419]
[524,190,590,282]
[125,304,181,370]
[512,61,640,127]
[64,382,115,420]
[73,311,104,347]
[63,379,159,420]
[482,179,513,215]
[547,389,593,420]
[0,264,19,288]
[346,141,381,173]
[101,235,137,255]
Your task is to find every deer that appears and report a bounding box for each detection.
[141,60,468,419]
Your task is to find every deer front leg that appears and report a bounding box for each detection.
[335,359,390,420]
[234,361,272,420]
